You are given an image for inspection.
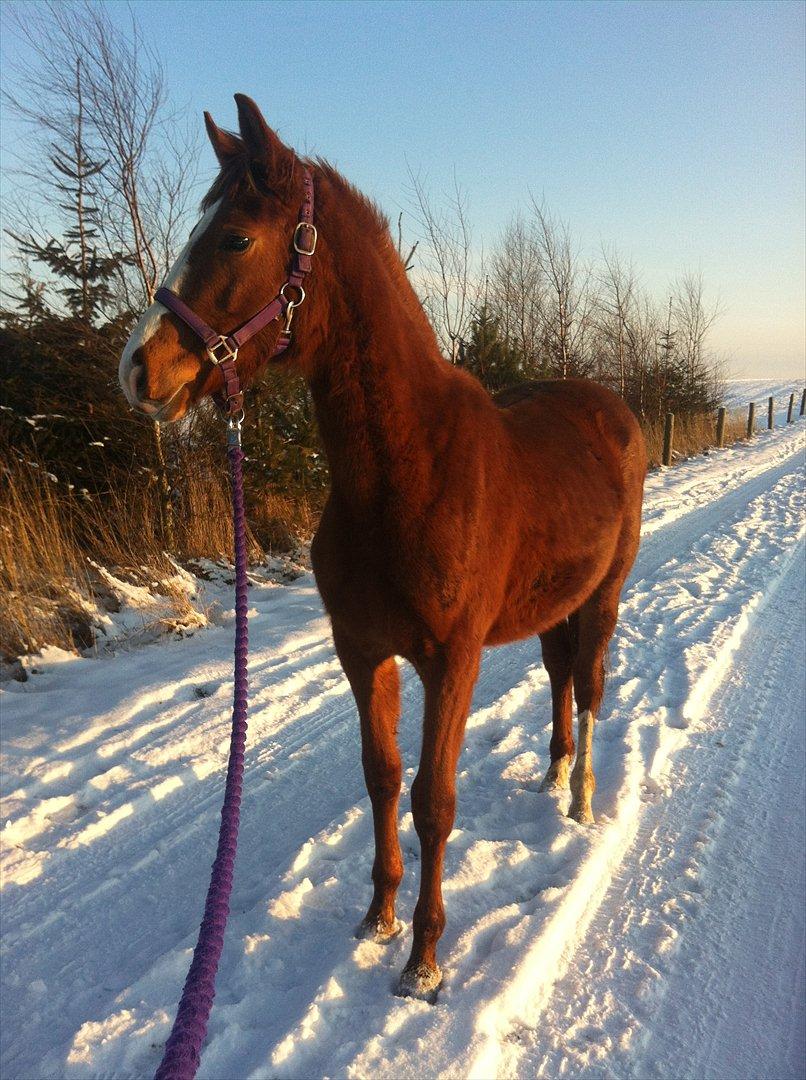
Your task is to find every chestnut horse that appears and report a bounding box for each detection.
[119,96,646,999]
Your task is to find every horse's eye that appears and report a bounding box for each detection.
[220,235,252,252]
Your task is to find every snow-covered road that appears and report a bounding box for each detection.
[2,415,804,1080]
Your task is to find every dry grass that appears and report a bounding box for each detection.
[88,453,250,568]
[0,472,245,662]
[249,489,323,552]
[0,447,319,661]
[642,409,748,470]
[0,462,96,659]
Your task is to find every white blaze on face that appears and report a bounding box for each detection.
[118,200,222,409]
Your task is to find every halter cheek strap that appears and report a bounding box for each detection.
[154,167,316,418]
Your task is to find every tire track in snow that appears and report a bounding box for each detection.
[641,422,803,539]
[503,539,806,1080]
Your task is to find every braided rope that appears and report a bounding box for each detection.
[155,441,249,1080]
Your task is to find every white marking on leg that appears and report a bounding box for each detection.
[569,709,596,824]
[118,200,222,405]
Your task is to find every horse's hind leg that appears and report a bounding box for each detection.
[333,628,403,940]
[539,616,579,791]
[570,572,629,824]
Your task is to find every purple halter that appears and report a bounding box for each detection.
[152,169,316,1080]
[155,165,316,420]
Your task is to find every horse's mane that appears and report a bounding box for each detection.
[314,161,437,341]
[199,141,429,340]
[199,144,389,247]
[313,159,390,241]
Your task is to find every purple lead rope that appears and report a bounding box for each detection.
[155,431,249,1080]
[151,170,315,1079]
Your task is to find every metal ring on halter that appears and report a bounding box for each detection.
[227,408,245,430]
[279,282,306,307]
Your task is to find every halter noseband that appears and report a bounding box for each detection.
[154,166,316,424]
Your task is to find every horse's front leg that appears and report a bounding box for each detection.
[333,628,404,940]
[398,643,481,999]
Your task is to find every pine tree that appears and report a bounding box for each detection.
[460,305,525,394]
[7,62,126,326]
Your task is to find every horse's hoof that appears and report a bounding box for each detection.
[396,961,442,1001]
[568,802,595,825]
[539,755,571,791]
[355,916,403,943]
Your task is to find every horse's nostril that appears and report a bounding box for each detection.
[132,362,148,401]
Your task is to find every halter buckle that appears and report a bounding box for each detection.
[293,222,317,256]
[207,335,239,366]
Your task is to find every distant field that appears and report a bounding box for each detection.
[723,379,803,408]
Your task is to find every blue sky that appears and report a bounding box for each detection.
[2,0,804,376]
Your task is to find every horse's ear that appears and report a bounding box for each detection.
[234,93,296,198]
[204,112,243,166]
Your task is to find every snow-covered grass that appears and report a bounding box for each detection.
[2,402,805,1080]
[0,450,312,665]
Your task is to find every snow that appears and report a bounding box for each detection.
[722,379,803,410]
[2,410,805,1080]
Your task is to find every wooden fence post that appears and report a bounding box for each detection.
[767,396,774,430]
[746,401,755,438]
[801,388,806,417]
[716,406,726,447]
[787,393,795,423]
[662,411,674,466]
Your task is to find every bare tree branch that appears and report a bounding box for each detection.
[3,0,199,311]
[406,167,482,360]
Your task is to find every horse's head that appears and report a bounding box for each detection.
[119,95,311,422]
